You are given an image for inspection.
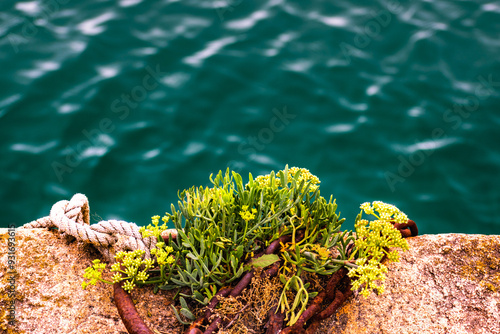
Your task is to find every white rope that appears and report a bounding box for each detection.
[22,193,159,262]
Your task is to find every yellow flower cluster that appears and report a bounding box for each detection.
[140,215,170,239]
[81,259,107,290]
[350,201,410,298]
[348,258,388,297]
[150,242,175,266]
[254,167,320,189]
[360,201,408,225]
[288,167,320,185]
[122,280,136,292]
[254,174,272,187]
[310,244,330,260]
[239,205,257,222]
[354,218,409,263]
[82,254,154,293]
[112,249,154,292]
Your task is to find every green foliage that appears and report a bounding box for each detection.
[278,274,309,325]
[171,296,196,325]
[82,166,412,325]
[160,165,343,305]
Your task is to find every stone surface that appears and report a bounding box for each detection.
[1,229,499,334]
[0,228,180,334]
[320,233,500,334]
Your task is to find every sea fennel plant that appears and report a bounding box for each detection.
[82,166,413,331]
[161,166,345,308]
[347,201,410,297]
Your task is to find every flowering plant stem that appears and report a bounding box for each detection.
[329,258,359,268]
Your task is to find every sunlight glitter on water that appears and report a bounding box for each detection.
[1,0,499,235]
[77,12,116,36]
[184,36,238,67]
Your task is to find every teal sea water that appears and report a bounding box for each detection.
[1,0,499,234]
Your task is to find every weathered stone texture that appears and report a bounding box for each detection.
[0,228,180,334]
[321,234,500,334]
[1,229,499,334]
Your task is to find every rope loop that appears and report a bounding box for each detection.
[22,193,156,262]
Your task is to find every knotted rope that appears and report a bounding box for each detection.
[21,193,158,262]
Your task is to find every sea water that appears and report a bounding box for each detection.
[1,0,499,234]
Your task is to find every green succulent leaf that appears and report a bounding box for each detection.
[248,254,280,269]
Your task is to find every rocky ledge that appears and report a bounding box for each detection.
[1,228,499,334]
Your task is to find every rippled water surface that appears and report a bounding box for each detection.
[1,0,499,234]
